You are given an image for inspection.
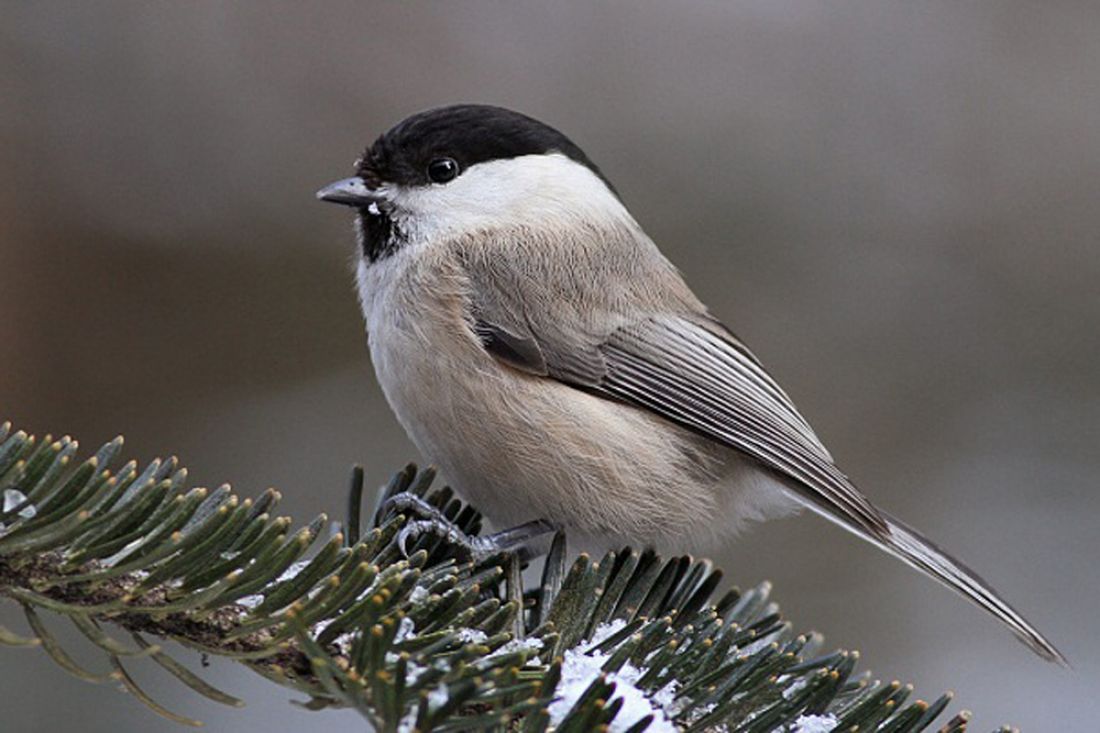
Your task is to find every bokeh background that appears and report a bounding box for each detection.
[2,2,1098,730]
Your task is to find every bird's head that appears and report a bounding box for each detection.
[317,104,625,262]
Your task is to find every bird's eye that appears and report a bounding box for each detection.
[427,157,459,184]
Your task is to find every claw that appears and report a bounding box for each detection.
[397,523,415,557]
[396,519,456,557]
[382,491,558,562]
[382,493,450,524]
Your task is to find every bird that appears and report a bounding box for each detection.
[316,103,1064,664]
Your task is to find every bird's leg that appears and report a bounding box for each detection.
[382,492,557,562]
[383,492,564,637]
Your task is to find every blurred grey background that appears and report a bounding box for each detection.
[2,2,1098,730]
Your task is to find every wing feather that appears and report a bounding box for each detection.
[456,233,1063,662]
[599,318,889,537]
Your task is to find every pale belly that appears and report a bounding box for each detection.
[367,306,799,554]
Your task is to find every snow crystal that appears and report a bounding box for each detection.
[277,560,311,582]
[408,585,429,604]
[405,660,429,684]
[788,713,838,732]
[394,616,417,643]
[780,673,809,700]
[383,650,429,684]
[1,489,36,523]
[651,680,680,715]
[236,594,263,609]
[590,618,627,646]
[426,683,449,709]
[395,684,447,733]
[455,628,488,644]
[547,621,678,733]
[684,701,719,727]
[335,632,356,655]
[234,560,315,611]
[334,617,417,660]
[488,635,544,659]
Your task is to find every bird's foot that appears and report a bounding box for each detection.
[382,492,556,562]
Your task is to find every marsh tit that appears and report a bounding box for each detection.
[317,104,1063,663]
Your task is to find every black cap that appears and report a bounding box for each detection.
[356,104,615,193]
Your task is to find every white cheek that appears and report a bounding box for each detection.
[388,153,633,244]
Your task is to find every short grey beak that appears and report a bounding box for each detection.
[316,177,378,207]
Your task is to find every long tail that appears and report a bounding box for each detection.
[850,509,1067,665]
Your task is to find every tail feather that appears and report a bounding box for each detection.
[867,510,1067,665]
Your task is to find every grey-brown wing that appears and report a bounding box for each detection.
[471,310,1066,662]
[597,316,887,536]
[472,307,888,538]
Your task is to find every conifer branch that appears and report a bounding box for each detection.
[0,420,983,731]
